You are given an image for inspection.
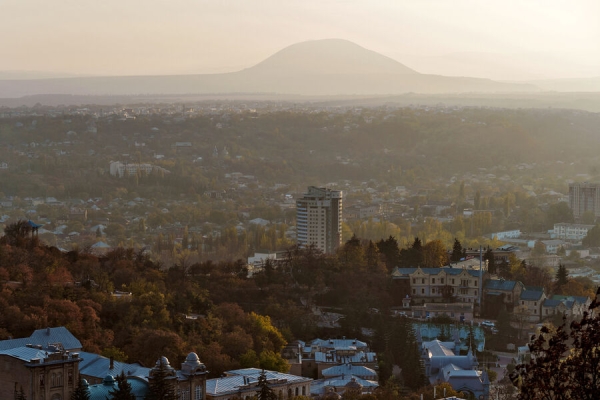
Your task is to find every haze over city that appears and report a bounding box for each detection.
[3,2,600,400]
[2,0,600,81]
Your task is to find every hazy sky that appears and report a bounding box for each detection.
[2,0,599,80]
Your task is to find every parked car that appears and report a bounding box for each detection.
[481,320,495,328]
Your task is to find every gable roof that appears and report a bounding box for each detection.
[0,327,82,352]
[484,279,522,292]
[520,290,545,301]
[79,352,151,381]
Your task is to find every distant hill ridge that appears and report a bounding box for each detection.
[0,39,538,97]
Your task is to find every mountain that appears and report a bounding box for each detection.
[243,39,418,75]
[0,39,538,98]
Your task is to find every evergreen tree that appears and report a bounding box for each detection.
[376,235,400,269]
[554,263,569,292]
[450,238,463,263]
[109,371,136,400]
[466,325,477,354]
[145,359,177,400]
[71,378,91,400]
[400,237,424,267]
[498,259,510,279]
[256,369,277,400]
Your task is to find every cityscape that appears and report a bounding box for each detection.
[1,1,600,399]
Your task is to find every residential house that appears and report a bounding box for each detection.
[552,223,594,240]
[541,295,591,320]
[483,279,525,317]
[518,288,547,322]
[392,265,484,305]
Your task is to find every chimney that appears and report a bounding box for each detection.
[110,357,114,370]
[46,327,51,336]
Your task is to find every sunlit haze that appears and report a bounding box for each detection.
[2,0,600,80]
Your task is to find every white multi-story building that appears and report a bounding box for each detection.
[109,161,168,178]
[296,187,342,254]
[553,223,594,240]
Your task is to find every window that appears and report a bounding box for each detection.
[534,302,537,306]
[180,389,190,400]
[441,278,444,284]
[474,280,478,287]
[522,301,524,305]
[431,288,436,294]
[422,278,425,284]
[51,372,63,387]
[452,279,455,284]
[413,278,416,284]
[421,288,425,294]
[432,278,435,284]
[412,289,416,294]
[195,386,203,400]
[302,386,306,396]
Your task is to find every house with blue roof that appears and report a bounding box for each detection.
[78,351,151,384]
[518,288,547,322]
[420,339,489,399]
[0,343,82,400]
[392,265,486,306]
[0,326,82,352]
[206,368,312,400]
[482,279,525,317]
[298,338,377,379]
[542,295,591,320]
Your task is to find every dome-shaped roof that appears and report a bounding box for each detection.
[156,356,171,367]
[103,375,115,386]
[322,387,341,400]
[345,378,363,389]
[82,379,89,387]
[186,352,200,362]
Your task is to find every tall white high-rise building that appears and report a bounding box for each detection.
[296,186,343,254]
[569,182,600,218]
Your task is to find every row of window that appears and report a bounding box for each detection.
[412,277,478,286]
[412,288,477,295]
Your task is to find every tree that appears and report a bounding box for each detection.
[450,238,463,263]
[145,358,177,400]
[582,224,600,247]
[422,240,448,267]
[109,371,136,400]
[377,236,401,270]
[71,377,91,400]
[256,369,277,400]
[512,293,600,400]
[546,202,574,226]
[554,264,569,292]
[580,210,596,225]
